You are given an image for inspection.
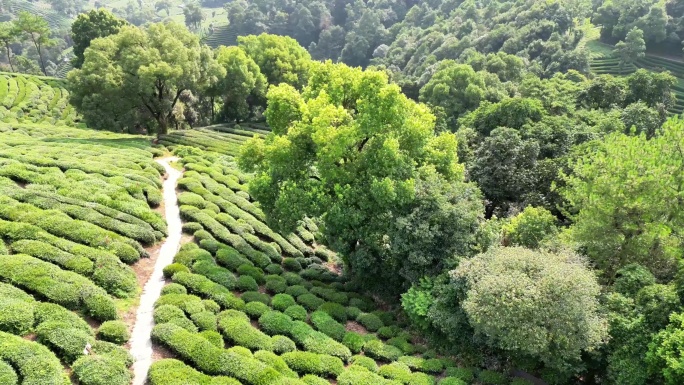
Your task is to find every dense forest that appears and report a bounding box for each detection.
[0,0,683,385]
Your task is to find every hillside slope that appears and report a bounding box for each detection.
[0,72,79,125]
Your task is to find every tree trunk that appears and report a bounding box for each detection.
[29,35,47,76]
[4,43,13,72]
[157,115,168,138]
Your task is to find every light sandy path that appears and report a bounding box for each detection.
[130,157,182,385]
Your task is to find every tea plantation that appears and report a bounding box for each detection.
[0,72,79,126]
[0,123,167,384]
[148,127,517,385]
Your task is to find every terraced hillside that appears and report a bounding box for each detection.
[587,41,684,115]
[204,24,239,49]
[0,123,166,385]
[151,127,517,385]
[0,72,79,126]
[2,0,72,30]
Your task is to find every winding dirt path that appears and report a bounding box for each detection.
[130,157,182,385]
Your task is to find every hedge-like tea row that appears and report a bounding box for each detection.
[151,322,307,385]
[149,359,242,385]
[0,331,70,385]
[0,254,117,321]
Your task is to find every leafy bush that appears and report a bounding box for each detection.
[192,260,237,290]
[502,206,557,249]
[272,335,297,354]
[0,298,34,336]
[219,314,274,351]
[283,258,302,272]
[357,313,384,332]
[350,355,378,372]
[479,370,509,385]
[161,283,188,295]
[318,302,347,323]
[282,351,344,377]
[200,330,224,348]
[182,222,203,234]
[91,255,138,298]
[254,350,298,378]
[163,263,190,279]
[173,272,245,310]
[346,306,361,320]
[387,337,415,355]
[265,264,284,275]
[283,273,306,286]
[378,362,412,382]
[0,331,68,385]
[72,355,132,385]
[363,340,402,362]
[0,360,18,385]
[245,301,271,318]
[202,300,221,314]
[265,275,288,293]
[237,264,266,284]
[343,332,366,354]
[377,326,398,339]
[301,375,329,385]
[284,305,308,321]
[216,247,252,271]
[97,321,129,344]
[156,293,206,315]
[272,294,297,311]
[191,311,218,331]
[311,311,346,341]
[298,294,325,311]
[337,366,400,385]
[237,275,259,292]
[439,378,467,385]
[290,321,352,361]
[285,285,308,297]
[148,359,240,385]
[259,311,294,336]
[241,291,271,305]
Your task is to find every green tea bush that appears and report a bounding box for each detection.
[265,264,283,275]
[342,332,365,354]
[241,291,271,305]
[272,294,297,311]
[219,315,274,351]
[311,311,346,341]
[0,298,34,335]
[36,321,93,363]
[408,372,434,385]
[0,360,18,385]
[97,321,130,344]
[0,254,117,321]
[216,247,252,271]
[283,273,306,286]
[346,306,362,320]
[350,355,378,372]
[237,275,259,292]
[148,359,240,385]
[297,294,325,311]
[33,302,91,334]
[284,305,308,321]
[378,362,412,382]
[337,366,401,385]
[282,351,344,377]
[9,239,93,275]
[254,350,298,378]
[301,375,329,385]
[272,335,297,354]
[0,331,68,385]
[363,340,402,362]
[439,378,467,385]
[182,222,203,234]
[91,255,138,298]
[285,285,308,297]
[259,311,294,335]
[388,337,415,355]
[163,263,190,278]
[191,311,218,331]
[237,264,266,284]
[318,302,347,323]
[245,301,271,318]
[72,355,132,385]
[161,283,188,295]
[203,300,221,314]
[173,245,213,267]
[172,272,245,310]
[192,260,237,290]
[283,257,302,272]
[290,321,352,361]
[372,311,395,326]
[265,275,288,294]
[155,294,206,316]
[377,326,399,339]
[357,313,384,332]
[479,370,509,385]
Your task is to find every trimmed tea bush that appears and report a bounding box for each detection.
[259,311,294,336]
[272,335,296,354]
[311,311,346,341]
[97,321,129,344]
[357,313,383,332]
[282,351,344,377]
[245,301,271,318]
[272,294,297,311]
[284,305,308,321]
[72,355,132,385]
[342,332,365,354]
[363,340,402,362]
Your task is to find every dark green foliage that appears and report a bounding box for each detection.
[356,313,384,332]
[172,272,245,310]
[265,264,284,275]
[283,258,302,272]
[377,326,398,339]
[363,339,402,362]
[283,273,307,286]
[182,222,203,234]
[219,314,274,351]
[259,311,294,336]
[265,275,288,294]
[284,305,308,321]
[216,247,253,271]
[387,337,415,355]
[479,370,509,385]
[192,260,237,290]
[281,351,344,377]
[237,264,266,284]
[36,321,93,363]
[290,321,352,361]
[298,294,325,311]
[236,275,259,292]
[285,285,308,297]
[97,321,129,344]
[148,359,241,385]
[614,264,656,298]
[346,307,362,320]
[245,301,271,318]
[241,291,271,305]
[439,377,467,385]
[272,294,297,312]
[318,302,347,323]
[311,311,346,341]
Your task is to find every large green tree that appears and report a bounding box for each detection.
[212,46,267,122]
[14,12,55,75]
[614,27,646,70]
[68,22,224,136]
[453,246,608,379]
[238,33,312,89]
[239,61,483,295]
[71,9,128,68]
[561,117,684,280]
[0,22,17,72]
